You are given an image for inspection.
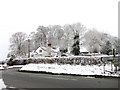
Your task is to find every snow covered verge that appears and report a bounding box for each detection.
[0,65,24,70]
[0,65,4,70]
[0,79,6,89]
[20,63,120,77]
[7,65,24,69]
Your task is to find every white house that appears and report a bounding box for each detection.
[35,44,60,57]
[51,47,60,57]
[36,47,49,57]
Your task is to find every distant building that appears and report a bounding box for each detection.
[33,44,60,57]
[80,47,89,56]
[51,47,60,57]
[36,46,49,57]
[80,47,89,53]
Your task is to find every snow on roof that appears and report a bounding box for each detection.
[36,46,60,53]
[36,47,47,52]
[80,47,88,52]
[30,50,37,55]
[41,47,47,51]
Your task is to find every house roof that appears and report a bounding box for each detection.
[36,46,59,53]
[51,47,59,53]
[36,47,47,52]
[80,47,88,52]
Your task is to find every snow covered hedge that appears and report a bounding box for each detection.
[20,56,103,66]
[19,56,120,77]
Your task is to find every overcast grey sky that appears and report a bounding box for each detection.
[0,0,119,61]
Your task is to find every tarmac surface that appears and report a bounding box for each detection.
[1,68,119,89]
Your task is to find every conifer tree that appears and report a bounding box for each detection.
[72,34,80,55]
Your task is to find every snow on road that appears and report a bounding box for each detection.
[0,79,6,89]
[20,63,120,77]
[7,65,24,69]
[0,65,6,89]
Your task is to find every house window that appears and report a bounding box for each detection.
[39,50,42,52]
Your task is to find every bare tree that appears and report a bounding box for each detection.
[9,32,27,56]
[31,26,49,50]
[68,23,87,53]
[83,29,116,53]
[48,25,63,47]
[83,29,103,53]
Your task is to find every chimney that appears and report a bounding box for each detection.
[48,43,51,56]
[48,43,51,47]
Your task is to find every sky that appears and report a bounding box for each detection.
[0,0,119,61]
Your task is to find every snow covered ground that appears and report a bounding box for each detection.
[7,65,24,69]
[0,65,6,89]
[0,79,6,89]
[0,65,4,70]
[0,64,24,70]
[20,63,120,77]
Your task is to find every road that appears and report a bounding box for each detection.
[1,68,119,89]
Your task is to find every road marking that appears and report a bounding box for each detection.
[28,73,77,81]
[8,86,16,88]
[6,85,27,90]
[71,79,77,81]
[85,77,95,78]
[43,76,77,81]
[6,86,16,89]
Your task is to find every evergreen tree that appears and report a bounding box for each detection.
[101,41,112,55]
[72,34,80,55]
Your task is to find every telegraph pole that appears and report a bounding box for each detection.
[28,39,30,58]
